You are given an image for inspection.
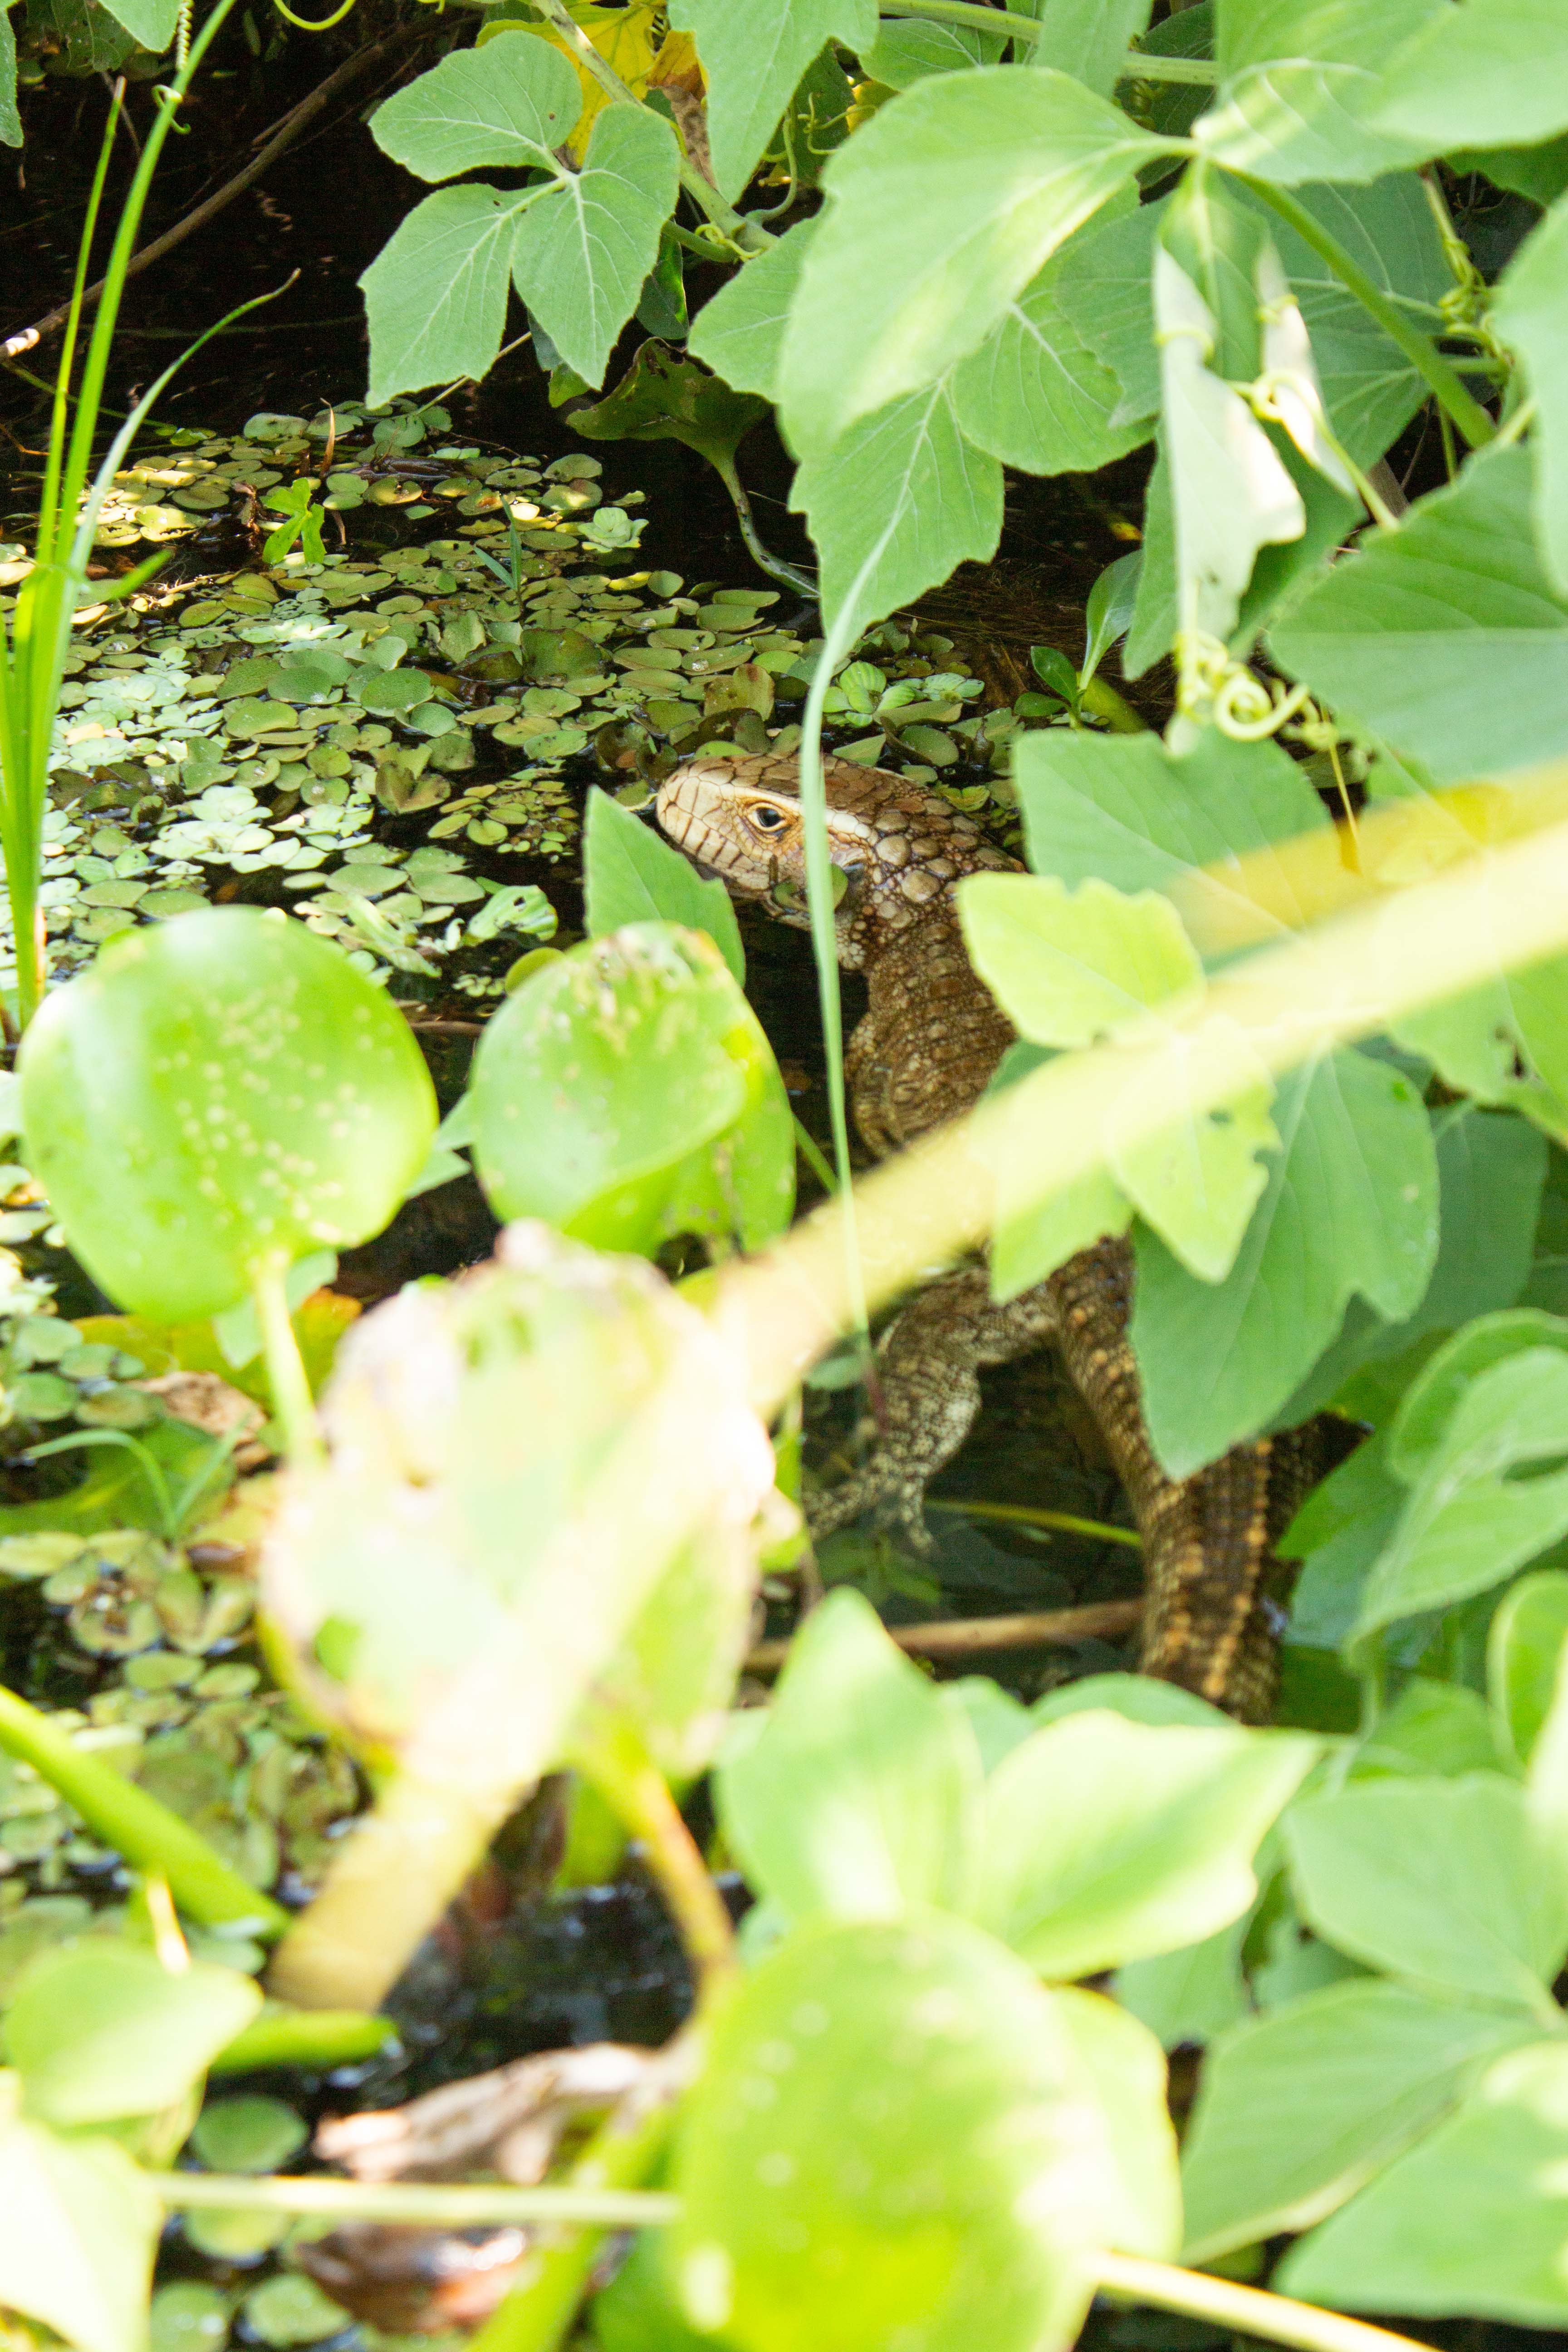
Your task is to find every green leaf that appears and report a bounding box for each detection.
[790,378,1003,641]
[1454,132,1568,207]
[1054,196,1165,430]
[862,16,1004,87]
[583,789,744,985]
[1180,1981,1537,2262]
[1351,1345,1568,1647]
[952,236,1152,477]
[1489,1570,1568,1772]
[1082,551,1143,683]
[361,185,525,408]
[4,1943,260,2127]
[0,2086,160,2352]
[1371,0,1568,154]
[512,104,680,387]
[1194,0,1445,184]
[666,0,876,198]
[1113,1916,1251,2053]
[1356,1676,1507,1780]
[368,32,582,178]
[1053,1987,1181,2259]
[671,1915,1131,2352]
[958,873,1203,1049]
[570,341,770,480]
[0,2,19,149]
[1032,0,1154,98]
[1277,2040,1568,2319]
[715,1588,980,1926]
[687,219,818,401]
[1130,1049,1438,1479]
[1394,953,1568,1142]
[777,66,1180,460]
[97,0,178,45]
[1112,1054,1279,1287]
[1388,1308,1568,1479]
[468,921,794,1254]
[1286,1775,1568,2014]
[1013,725,1329,957]
[19,910,437,1323]
[1270,446,1568,783]
[967,1710,1317,1980]
[1492,191,1568,598]
[1285,1428,1406,1652]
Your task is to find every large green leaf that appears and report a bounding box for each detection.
[512,103,679,386]
[583,788,745,985]
[1269,446,1568,782]
[1492,192,1568,598]
[19,910,436,1323]
[967,1710,1317,1980]
[1393,954,1568,1141]
[369,32,582,176]
[777,66,1180,459]
[666,0,876,199]
[1031,0,1154,98]
[1194,0,1445,184]
[1490,1570,1568,1773]
[1180,1981,1537,2261]
[1053,197,1165,430]
[715,1589,980,1926]
[97,0,178,44]
[0,2084,160,2352]
[1131,1048,1438,1479]
[1277,2040,1568,2319]
[1371,0,1568,154]
[362,185,529,409]
[571,343,769,490]
[1286,1775,1568,2014]
[4,1944,260,2127]
[959,874,1203,1049]
[671,1915,1154,2352]
[686,219,818,400]
[862,16,1003,87]
[952,233,1151,476]
[789,378,1003,639]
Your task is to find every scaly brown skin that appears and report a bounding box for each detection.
[656,752,1328,1722]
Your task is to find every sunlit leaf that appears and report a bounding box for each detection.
[5,1943,260,2127]
[1492,191,1568,598]
[0,2082,160,2352]
[583,788,745,983]
[666,0,876,199]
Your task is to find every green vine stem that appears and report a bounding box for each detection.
[527,0,771,251]
[1095,2254,1434,2352]
[251,1261,325,1470]
[878,0,1220,79]
[927,1499,1143,1547]
[145,2171,678,2231]
[211,2004,396,2073]
[583,1746,737,1999]
[0,1683,288,1936]
[1232,174,1496,453]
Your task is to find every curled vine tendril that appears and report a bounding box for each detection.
[1176,632,1313,742]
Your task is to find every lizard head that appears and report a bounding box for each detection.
[655,752,1014,972]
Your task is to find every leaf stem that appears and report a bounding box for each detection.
[527,0,771,250]
[877,0,1220,78]
[145,2171,678,2230]
[927,1498,1143,1546]
[1095,2254,1437,2352]
[1230,175,1495,452]
[708,453,818,595]
[212,2005,396,2072]
[251,1262,325,1470]
[0,1682,288,1936]
[585,1748,737,1999]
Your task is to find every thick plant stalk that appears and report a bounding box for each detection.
[1095,2255,1433,2352]
[146,2173,677,2230]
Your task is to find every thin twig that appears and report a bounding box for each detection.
[2,25,430,360]
[144,2171,679,2230]
[746,1598,1142,1673]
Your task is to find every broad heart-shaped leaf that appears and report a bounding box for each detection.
[0,2082,160,2352]
[1194,0,1445,183]
[512,104,679,388]
[1180,1980,1538,2263]
[1493,194,1568,599]
[1371,0,1568,154]
[777,66,1181,461]
[569,342,769,485]
[583,789,744,985]
[789,378,1003,641]
[1013,726,1329,959]
[667,0,875,198]
[952,229,1151,478]
[966,1710,1317,1981]
[470,924,793,1256]
[958,874,1203,1049]
[715,1589,980,1927]
[1276,2040,1568,2320]
[671,1915,1164,2352]
[19,910,436,1323]
[1130,1049,1438,1479]
[4,1942,260,2126]
[687,218,817,402]
[1490,1570,1568,1773]
[1350,1347,1568,1649]
[369,33,582,179]
[1286,1775,1568,2015]
[1270,446,1568,783]
[98,0,178,43]
[1154,245,1305,651]
[362,185,525,407]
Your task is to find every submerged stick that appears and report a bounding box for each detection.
[746,1598,1142,1673]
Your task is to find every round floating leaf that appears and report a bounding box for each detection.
[188,2095,307,2175]
[150,2282,230,2352]
[470,921,794,1254]
[672,1915,1123,2352]
[240,2277,349,2348]
[20,909,437,1321]
[3,1943,261,2126]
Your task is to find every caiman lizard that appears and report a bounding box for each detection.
[657,751,1330,1724]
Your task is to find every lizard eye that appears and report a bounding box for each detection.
[745,803,788,835]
